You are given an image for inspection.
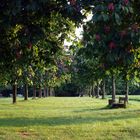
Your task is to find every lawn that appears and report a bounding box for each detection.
[0,96,140,140]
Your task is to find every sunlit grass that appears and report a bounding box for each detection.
[0,96,140,140]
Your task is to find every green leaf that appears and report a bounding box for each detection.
[115,13,121,25]
[128,7,134,13]
[102,14,109,22]
[97,15,102,21]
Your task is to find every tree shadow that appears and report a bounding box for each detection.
[0,110,139,127]
[129,98,140,102]
[73,106,110,113]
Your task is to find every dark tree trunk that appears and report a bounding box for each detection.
[46,87,49,97]
[96,81,100,98]
[43,86,47,97]
[47,87,50,96]
[12,84,17,104]
[125,81,129,103]
[24,84,28,100]
[91,85,95,98]
[102,80,106,99]
[39,87,42,98]
[112,75,116,102]
[88,87,91,97]
[33,85,36,99]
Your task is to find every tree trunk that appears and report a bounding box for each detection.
[91,84,95,98]
[47,87,50,96]
[24,84,28,100]
[125,81,129,103]
[12,84,17,104]
[44,86,47,97]
[102,80,106,99]
[52,88,55,96]
[112,75,116,102]
[96,81,100,98]
[50,88,53,96]
[88,87,91,97]
[46,87,49,97]
[33,85,36,99]
[39,87,42,98]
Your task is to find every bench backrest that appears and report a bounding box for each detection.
[119,97,127,104]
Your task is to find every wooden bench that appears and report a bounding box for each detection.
[111,102,126,108]
[108,97,127,108]
[108,99,115,106]
[119,97,127,103]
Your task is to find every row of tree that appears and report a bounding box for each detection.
[0,0,139,104]
[0,0,85,103]
[71,0,140,103]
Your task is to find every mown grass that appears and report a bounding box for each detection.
[0,96,140,140]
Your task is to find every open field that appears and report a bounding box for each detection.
[0,96,140,140]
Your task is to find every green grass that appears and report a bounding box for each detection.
[0,96,140,140]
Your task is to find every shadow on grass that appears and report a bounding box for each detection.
[73,106,110,113]
[0,110,140,127]
[129,98,140,102]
